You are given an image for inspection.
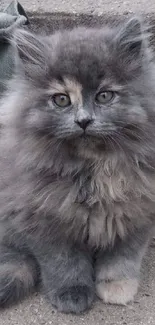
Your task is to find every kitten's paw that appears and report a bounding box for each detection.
[52,285,94,314]
[96,279,138,305]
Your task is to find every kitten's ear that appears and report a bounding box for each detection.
[12,29,46,66]
[116,17,149,58]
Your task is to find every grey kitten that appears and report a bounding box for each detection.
[0,17,155,314]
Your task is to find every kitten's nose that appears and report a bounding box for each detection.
[75,118,92,130]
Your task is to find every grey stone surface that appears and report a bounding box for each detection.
[1,0,155,15]
[0,243,155,325]
[1,0,155,37]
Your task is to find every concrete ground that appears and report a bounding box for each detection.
[1,0,155,324]
[2,0,155,15]
[0,243,155,325]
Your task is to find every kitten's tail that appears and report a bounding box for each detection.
[0,247,39,307]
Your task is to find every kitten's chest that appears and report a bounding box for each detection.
[77,167,126,206]
[75,167,130,247]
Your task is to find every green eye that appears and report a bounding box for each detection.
[53,93,71,108]
[96,91,114,104]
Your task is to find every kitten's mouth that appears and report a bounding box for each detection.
[79,133,97,142]
[80,133,88,139]
[78,132,105,147]
[70,132,110,157]
[79,131,113,141]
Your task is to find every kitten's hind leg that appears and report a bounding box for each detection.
[95,227,151,305]
[0,245,39,307]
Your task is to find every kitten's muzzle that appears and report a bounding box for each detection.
[74,108,94,131]
[75,118,93,130]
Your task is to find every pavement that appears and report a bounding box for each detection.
[1,0,155,324]
[2,0,155,36]
[0,243,155,325]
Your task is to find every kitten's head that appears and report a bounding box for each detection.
[6,18,155,158]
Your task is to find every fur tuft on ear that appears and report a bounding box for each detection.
[116,17,151,58]
[11,28,46,66]
[8,28,50,81]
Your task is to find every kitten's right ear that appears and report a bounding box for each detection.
[115,17,151,59]
[117,18,142,54]
[11,29,46,66]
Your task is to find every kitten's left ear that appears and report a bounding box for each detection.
[9,29,49,79]
[116,17,149,58]
[12,28,46,66]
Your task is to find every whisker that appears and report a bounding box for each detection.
[108,133,126,155]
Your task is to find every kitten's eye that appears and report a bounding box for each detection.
[52,94,71,108]
[96,91,114,104]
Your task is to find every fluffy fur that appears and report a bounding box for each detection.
[0,17,155,313]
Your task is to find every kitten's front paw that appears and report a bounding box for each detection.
[96,279,138,305]
[52,285,94,314]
